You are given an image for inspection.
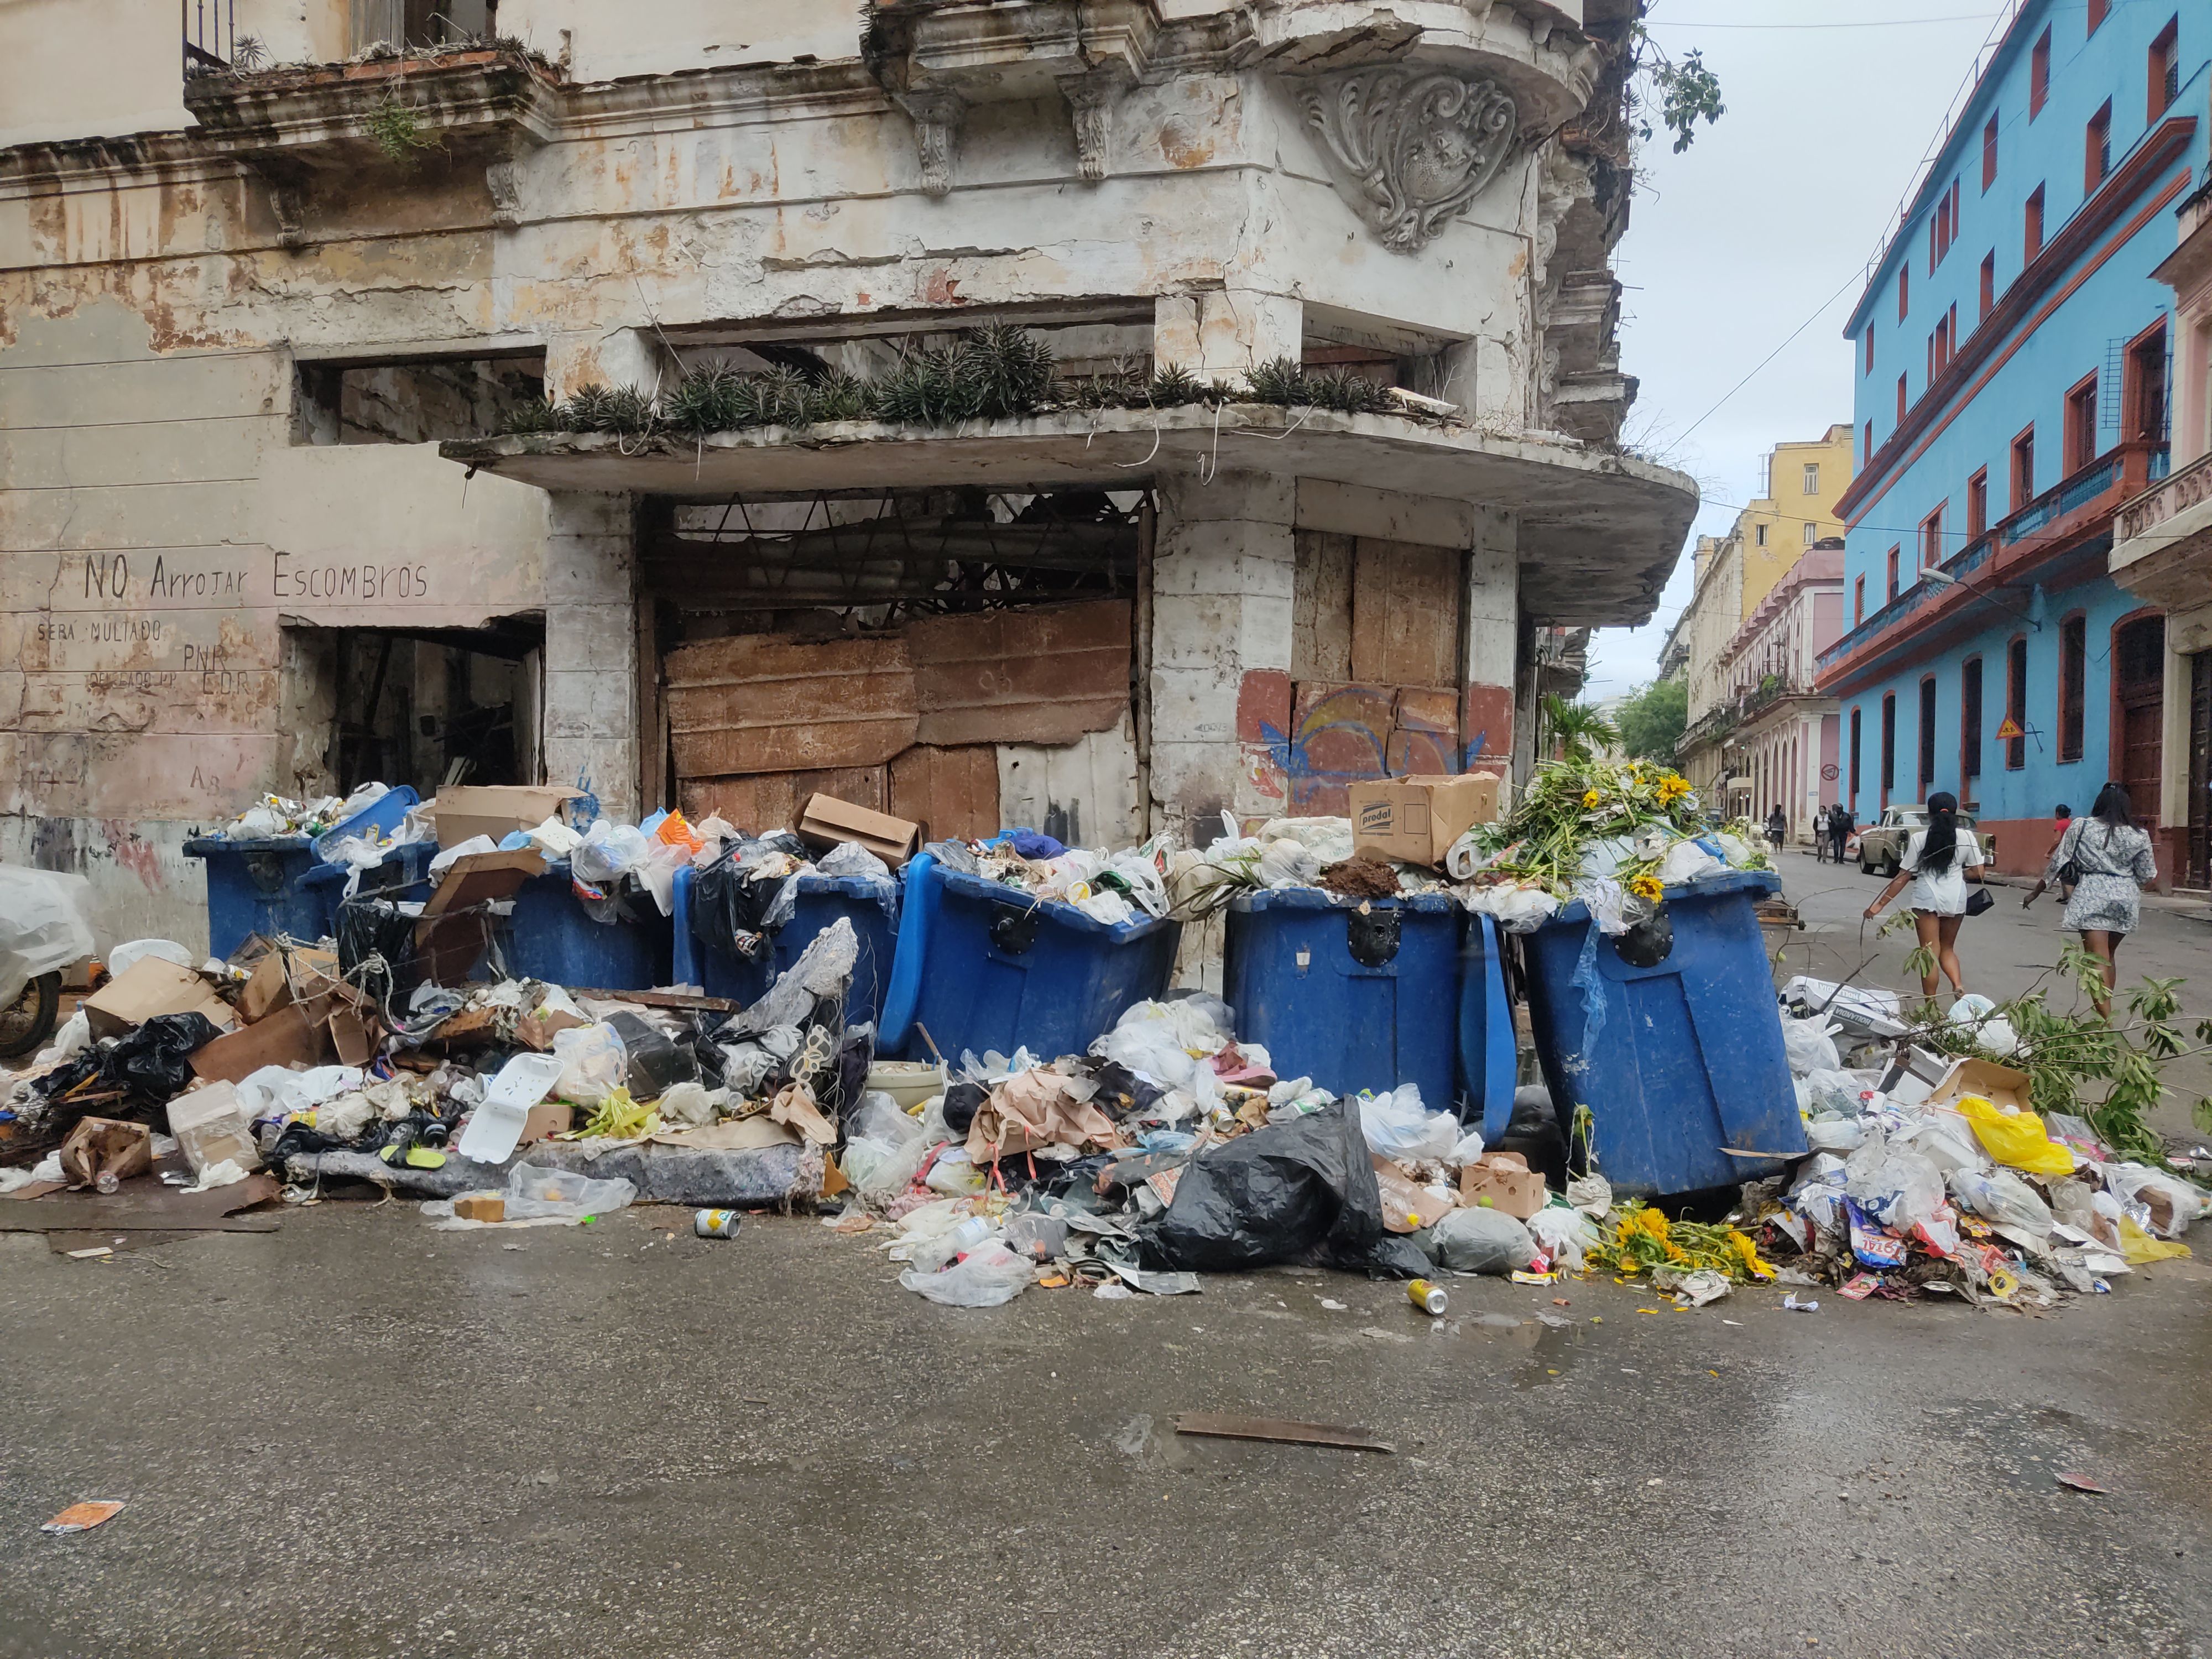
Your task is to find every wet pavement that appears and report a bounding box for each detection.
[4,1199,2210,1658]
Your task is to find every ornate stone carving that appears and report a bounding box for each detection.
[1059,72,1119,184]
[1296,67,1519,253]
[894,89,966,197]
[266,178,308,251]
[486,158,523,228]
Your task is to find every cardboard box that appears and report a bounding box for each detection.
[190,1004,333,1085]
[60,1117,153,1187]
[1879,1046,1961,1108]
[427,785,583,849]
[1458,1150,1547,1219]
[1348,773,1503,867]
[1929,1056,2034,1117]
[797,792,921,865]
[167,1082,262,1175]
[239,945,343,1024]
[83,957,238,1041]
[414,847,546,986]
[520,1100,573,1143]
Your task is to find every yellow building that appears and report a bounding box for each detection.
[1738,424,1856,612]
[1676,424,1855,808]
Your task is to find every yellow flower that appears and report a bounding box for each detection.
[1629,873,1663,902]
[1582,788,1602,809]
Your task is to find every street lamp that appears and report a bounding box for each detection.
[1919,565,2041,631]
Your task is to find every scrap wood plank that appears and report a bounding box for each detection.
[1172,1413,1395,1453]
[567,987,741,1014]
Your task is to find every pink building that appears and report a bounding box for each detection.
[1713,544,1847,841]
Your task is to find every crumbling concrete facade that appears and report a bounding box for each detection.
[1,0,1695,951]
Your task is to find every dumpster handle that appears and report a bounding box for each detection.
[877,852,938,1051]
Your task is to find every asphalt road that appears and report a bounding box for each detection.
[1770,847,2212,1144]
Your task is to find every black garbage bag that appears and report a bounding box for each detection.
[827,1021,874,1117]
[109,1011,225,1102]
[941,1080,988,1138]
[607,1010,700,1099]
[691,837,806,962]
[1135,1100,1429,1279]
[337,895,418,996]
[30,1010,226,1120]
[1496,1083,1569,1190]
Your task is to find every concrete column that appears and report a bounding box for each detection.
[544,327,668,401]
[1154,291,1303,380]
[1463,510,1517,767]
[1441,334,1526,431]
[1147,468,1297,838]
[541,491,640,821]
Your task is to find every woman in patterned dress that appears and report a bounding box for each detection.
[2023,781,2158,1018]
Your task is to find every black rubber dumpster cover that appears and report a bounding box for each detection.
[1135,1100,1430,1279]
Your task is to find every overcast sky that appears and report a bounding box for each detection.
[1584,1,2013,699]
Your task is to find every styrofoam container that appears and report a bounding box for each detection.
[865,1060,945,1112]
[457,1052,567,1165]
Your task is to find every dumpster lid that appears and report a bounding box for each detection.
[1228,887,1459,915]
[1546,867,1780,926]
[184,836,313,854]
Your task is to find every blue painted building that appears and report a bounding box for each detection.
[1820,0,2204,875]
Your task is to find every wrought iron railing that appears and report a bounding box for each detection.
[1815,446,2154,673]
[182,0,238,76]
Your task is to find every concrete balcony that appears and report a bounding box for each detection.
[2111,448,2212,611]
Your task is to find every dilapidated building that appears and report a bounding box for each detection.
[2,0,1696,948]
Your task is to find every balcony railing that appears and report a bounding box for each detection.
[182,0,239,76]
[1815,444,2157,675]
[1679,674,1816,753]
[2115,448,2212,544]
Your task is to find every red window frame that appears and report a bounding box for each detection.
[1921,502,1947,569]
[2011,424,2036,509]
[2151,18,2180,120]
[1982,114,1999,190]
[1979,251,1995,320]
[2058,611,2088,761]
[1854,573,1866,624]
[2025,184,2045,262]
[2086,100,2113,192]
[2065,373,2099,472]
[1886,545,1901,601]
[2005,635,2029,770]
[2030,27,2051,118]
[1967,468,1989,539]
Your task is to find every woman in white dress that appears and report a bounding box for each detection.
[2023,781,2157,1017]
[1863,791,1985,1000]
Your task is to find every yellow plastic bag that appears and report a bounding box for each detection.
[2119,1215,2192,1265]
[1957,1095,2077,1177]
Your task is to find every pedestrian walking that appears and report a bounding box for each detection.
[2023,782,2157,1018]
[1863,790,1985,1000]
[1813,802,1830,862]
[1766,805,1787,856]
[2048,803,2075,903]
[1830,804,1852,865]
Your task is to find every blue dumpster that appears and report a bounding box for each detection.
[1521,869,1806,1198]
[1221,889,1463,1112]
[878,855,1180,1063]
[189,786,427,958]
[671,866,899,1024]
[488,863,672,990]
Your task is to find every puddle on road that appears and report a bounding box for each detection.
[1436,1310,1587,1387]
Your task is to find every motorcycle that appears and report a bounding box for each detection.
[0,867,97,1060]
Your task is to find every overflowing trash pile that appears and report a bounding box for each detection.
[1723,977,2204,1307]
[843,992,1599,1306]
[919,829,1171,927]
[210,784,398,843]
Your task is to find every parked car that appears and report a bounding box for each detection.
[1855,804,1990,877]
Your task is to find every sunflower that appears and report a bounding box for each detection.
[1629,873,1663,902]
[1581,788,1602,810]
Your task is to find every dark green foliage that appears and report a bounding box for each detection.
[810,368,874,424]
[1147,363,1204,407]
[499,395,562,436]
[1244,357,1308,406]
[1303,367,1394,415]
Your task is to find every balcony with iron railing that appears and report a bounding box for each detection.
[1678,671,1819,754]
[1814,440,2164,685]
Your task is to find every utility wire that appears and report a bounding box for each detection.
[1672,270,1864,444]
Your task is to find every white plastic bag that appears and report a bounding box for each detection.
[1528,1204,1596,1270]
[571,820,652,886]
[1949,1167,2054,1237]
[900,1239,1035,1307]
[505,1162,635,1220]
[429,834,498,877]
[1803,1117,1866,1154]
[1447,1129,1487,1167]
[107,938,194,978]
[1416,1206,1538,1274]
[1802,1068,1865,1117]
[1655,837,1726,886]
[1357,1084,1460,1161]
[1844,1140,1945,1234]
[1781,1015,1842,1078]
[817,841,892,881]
[1945,993,2020,1058]
[552,1022,627,1106]
[2105,1162,2205,1238]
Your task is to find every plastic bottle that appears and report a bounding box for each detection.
[95,1170,120,1195]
